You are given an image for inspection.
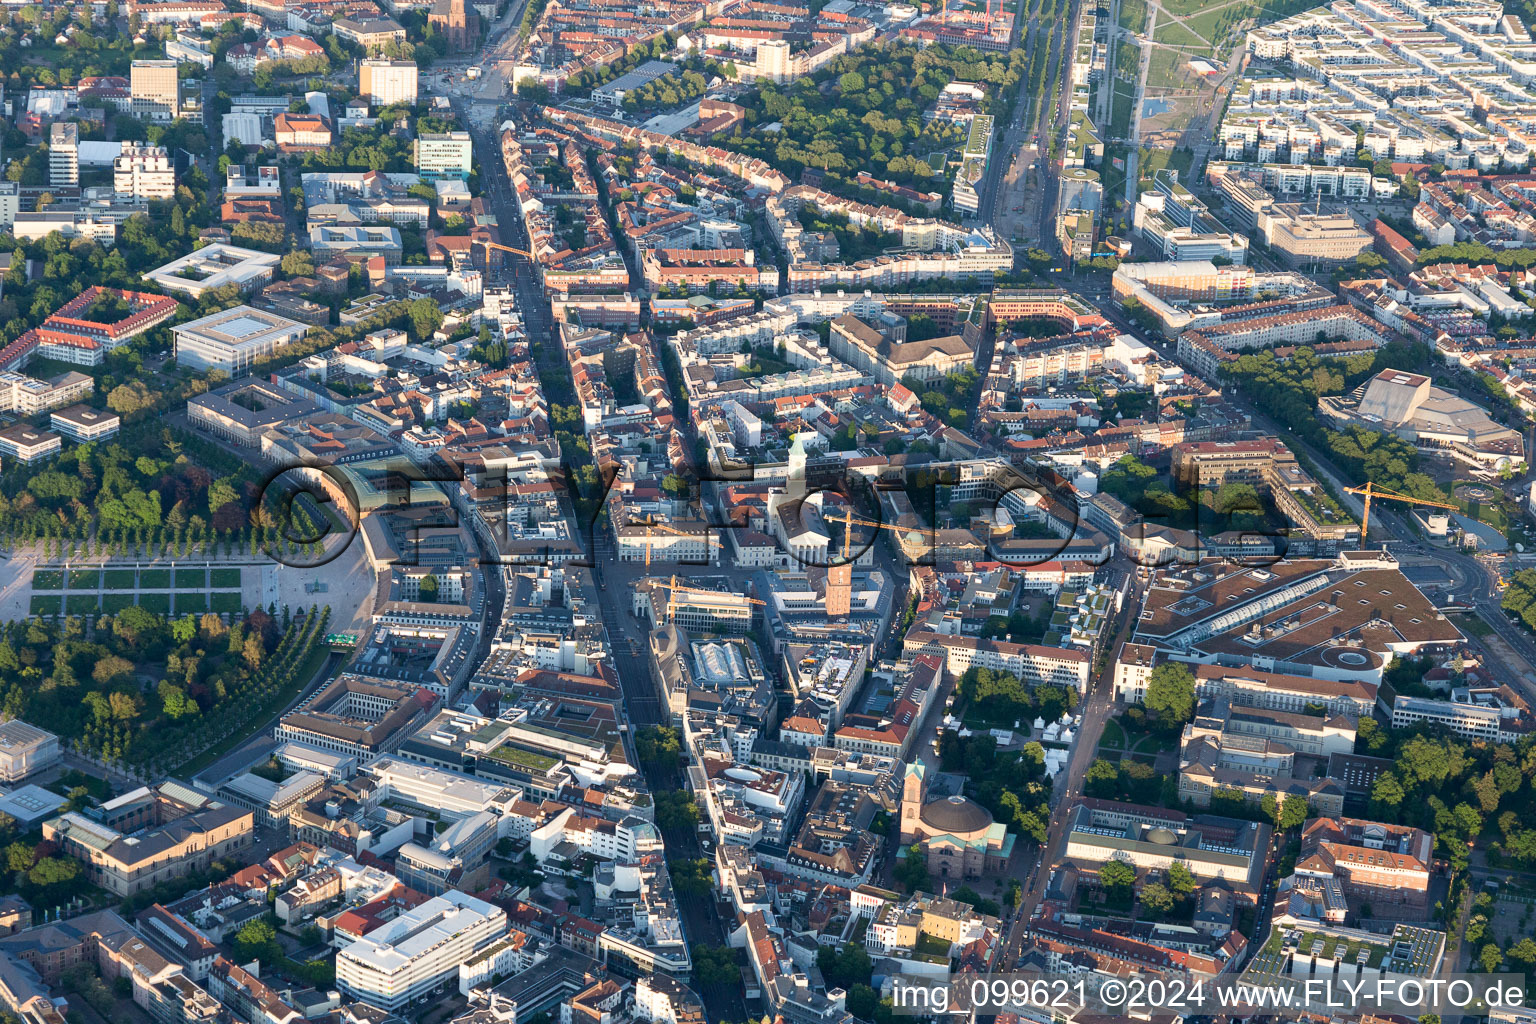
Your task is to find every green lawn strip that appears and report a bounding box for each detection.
[175,642,337,778]
[1136,146,1194,189]
[29,596,61,616]
[102,569,137,589]
[68,569,99,588]
[1099,718,1127,750]
[1185,6,1241,45]
[1147,47,1207,89]
[176,593,209,614]
[101,594,135,613]
[31,570,64,590]
[66,593,100,614]
[174,568,207,589]
[139,593,171,614]
[210,568,242,588]
[1450,612,1494,638]
[210,592,243,614]
[139,569,171,588]
[1152,18,1212,49]
[1120,0,1148,32]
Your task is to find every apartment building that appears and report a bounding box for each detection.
[114,144,176,201]
[49,122,78,188]
[902,630,1091,693]
[206,957,302,1024]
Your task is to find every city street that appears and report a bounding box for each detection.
[999,576,1140,965]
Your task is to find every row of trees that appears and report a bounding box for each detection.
[1218,342,1450,502]
[0,600,326,776]
[953,666,1078,728]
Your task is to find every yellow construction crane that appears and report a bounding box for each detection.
[475,240,536,261]
[636,518,697,568]
[1342,481,1460,550]
[825,505,923,562]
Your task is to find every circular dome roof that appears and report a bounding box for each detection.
[1147,826,1177,845]
[920,795,993,835]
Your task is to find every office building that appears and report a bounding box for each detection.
[1064,798,1271,899]
[413,132,472,181]
[274,674,438,764]
[130,60,180,120]
[309,225,404,263]
[0,182,16,230]
[1295,816,1434,915]
[50,405,122,443]
[359,60,418,107]
[49,122,79,188]
[0,425,62,465]
[335,891,507,1010]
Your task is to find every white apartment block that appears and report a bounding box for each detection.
[1232,0,1536,174]
[114,144,176,201]
[902,630,1091,693]
[0,371,93,416]
[50,122,79,188]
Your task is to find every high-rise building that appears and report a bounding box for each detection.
[49,122,79,188]
[359,59,419,107]
[412,132,472,181]
[114,144,176,201]
[130,59,180,121]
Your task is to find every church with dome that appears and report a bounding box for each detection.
[899,763,1015,879]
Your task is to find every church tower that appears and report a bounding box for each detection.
[900,762,926,844]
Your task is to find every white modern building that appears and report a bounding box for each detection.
[335,891,507,1010]
[225,165,281,197]
[412,132,472,181]
[144,244,282,298]
[173,306,308,376]
[114,144,176,200]
[359,59,418,107]
[0,720,60,783]
[49,122,79,188]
